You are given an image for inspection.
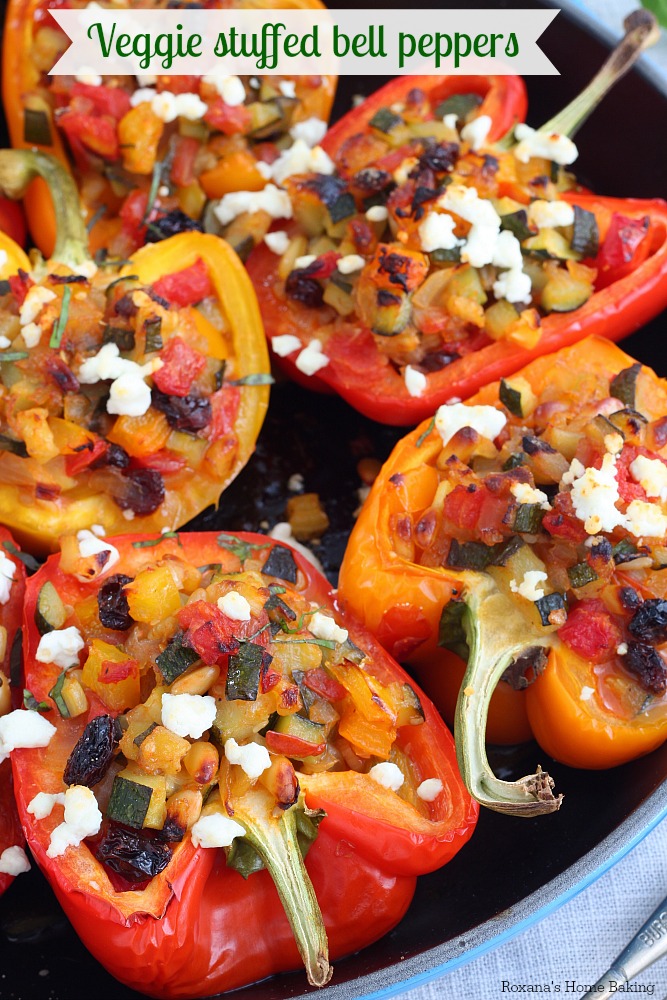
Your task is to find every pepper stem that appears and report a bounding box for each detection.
[539,9,659,139]
[0,150,92,270]
[227,788,332,987]
[454,574,562,817]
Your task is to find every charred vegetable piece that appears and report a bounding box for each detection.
[571,206,599,257]
[63,714,120,787]
[611,363,642,407]
[97,574,133,631]
[107,774,154,829]
[628,599,667,644]
[226,643,265,701]
[262,546,298,584]
[96,824,173,882]
[156,632,200,684]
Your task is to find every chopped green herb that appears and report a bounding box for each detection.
[48,671,70,718]
[143,159,164,223]
[227,373,275,387]
[2,540,40,573]
[416,416,436,448]
[23,689,51,712]
[437,600,469,661]
[217,533,270,563]
[143,315,163,353]
[86,205,107,233]
[273,637,336,650]
[0,351,28,363]
[132,532,180,548]
[105,274,139,293]
[49,285,72,349]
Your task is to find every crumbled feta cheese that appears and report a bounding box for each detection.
[289,117,327,148]
[269,523,325,574]
[337,254,365,275]
[255,160,273,180]
[213,185,292,227]
[560,457,586,489]
[404,365,427,398]
[513,123,578,166]
[271,334,302,357]
[442,113,459,130]
[527,199,575,229]
[0,710,57,764]
[0,335,11,349]
[0,250,7,269]
[309,611,348,645]
[161,693,217,740]
[20,286,56,327]
[294,254,317,270]
[510,482,552,510]
[27,791,66,820]
[630,455,667,502]
[224,738,271,780]
[203,73,245,106]
[75,67,102,87]
[151,90,178,123]
[288,473,304,492]
[47,785,102,858]
[569,453,624,534]
[78,342,129,383]
[295,339,330,377]
[418,211,459,253]
[417,778,444,802]
[78,343,156,418]
[0,551,16,604]
[106,370,153,417]
[510,570,548,601]
[0,846,31,876]
[440,185,500,232]
[91,524,105,536]
[76,529,119,575]
[604,433,624,455]
[35,627,85,669]
[435,402,506,447]
[131,87,158,107]
[624,499,667,539]
[75,259,98,280]
[158,185,169,198]
[174,93,208,121]
[136,74,157,86]
[617,643,628,656]
[491,230,531,304]
[369,762,404,792]
[21,322,42,349]
[264,231,290,255]
[279,80,296,99]
[270,140,334,186]
[366,205,389,222]
[460,114,492,151]
[191,813,246,849]
[580,686,595,701]
[217,591,252,622]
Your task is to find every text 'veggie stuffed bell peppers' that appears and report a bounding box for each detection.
[0,150,270,554]
[245,16,667,424]
[0,527,30,894]
[8,530,477,996]
[2,0,337,260]
[339,337,667,816]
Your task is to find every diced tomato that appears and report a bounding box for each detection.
[131,450,187,475]
[152,337,207,397]
[171,136,200,188]
[204,99,252,136]
[177,600,241,665]
[303,251,341,282]
[542,493,589,543]
[614,444,667,504]
[58,111,119,160]
[71,83,131,121]
[207,387,241,442]
[303,667,346,702]
[64,439,108,476]
[441,483,509,543]
[595,214,651,289]
[100,658,138,684]
[8,270,33,306]
[254,142,281,165]
[558,599,623,664]
[120,189,148,232]
[151,259,213,307]
[265,730,326,757]
[260,661,281,693]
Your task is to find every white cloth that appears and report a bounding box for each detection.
[394,2,667,996]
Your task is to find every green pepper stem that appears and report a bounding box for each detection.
[0,150,92,270]
[229,788,332,987]
[539,9,659,139]
[454,574,562,818]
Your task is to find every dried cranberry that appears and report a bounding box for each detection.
[151,388,212,433]
[146,210,203,243]
[418,350,460,373]
[63,715,121,787]
[115,468,165,516]
[623,641,667,695]
[114,293,138,319]
[91,442,131,470]
[418,141,459,173]
[96,824,173,882]
[46,355,80,393]
[285,269,324,308]
[97,574,133,630]
[628,599,667,645]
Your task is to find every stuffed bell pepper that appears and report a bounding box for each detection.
[2,0,337,260]
[0,527,31,894]
[0,149,270,554]
[339,336,667,814]
[245,14,667,424]
[7,530,476,996]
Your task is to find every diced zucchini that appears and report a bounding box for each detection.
[437,600,469,660]
[394,683,425,727]
[248,100,285,138]
[485,300,519,340]
[107,768,167,830]
[35,581,67,635]
[608,408,648,444]
[368,107,404,134]
[446,265,487,305]
[610,363,642,408]
[500,209,533,242]
[586,414,624,451]
[274,713,325,745]
[534,592,567,627]
[447,539,497,571]
[612,539,640,564]
[24,107,52,146]
[503,453,526,471]
[328,193,356,224]
[540,267,593,313]
[226,643,264,701]
[143,316,163,353]
[133,722,158,747]
[262,545,298,584]
[259,79,280,102]
[570,206,599,257]
[567,561,598,589]
[323,281,355,316]
[429,247,461,266]
[499,376,538,418]
[541,425,580,462]
[513,504,545,534]
[178,118,208,141]
[373,289,411,336]
[523,228,579,261]
[433,93,482,123]
[102,325,135,351]
[156,632,200,685]
[488,546,554,630]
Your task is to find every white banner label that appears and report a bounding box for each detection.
[50,8,560,77]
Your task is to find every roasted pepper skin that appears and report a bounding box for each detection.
[339,337,667,761]
[0,527,27,897]
[13,532,477,998]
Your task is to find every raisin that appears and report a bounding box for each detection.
[418,141,459,173]
[155,818,185,842]
[114,293,138,319]
[96,824,173,882]
[115,468,165,516]
[285,269,323,308]
[623,641,667,695]
[628,599,667,644]
[619,587,642,611]
[418,350,460,373]
[97,574,133,630]
[63,715,120,787]
[152,388,212,433]
[91,442,130,470]
[353,167,392,194]
[522,435,557,455]
[146,210,203,243]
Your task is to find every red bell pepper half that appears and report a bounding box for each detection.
[12,531,477,998]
